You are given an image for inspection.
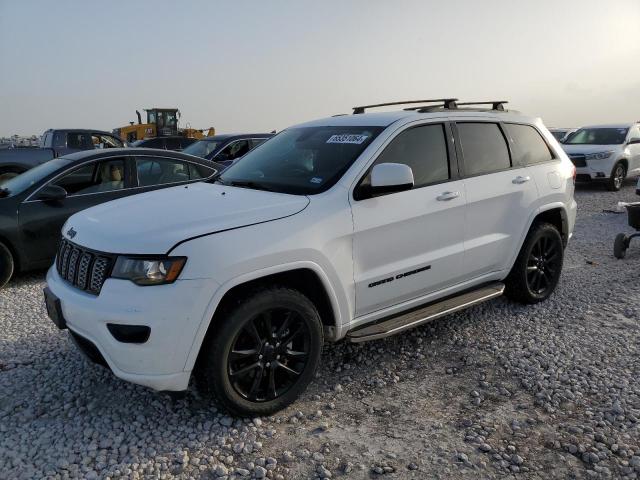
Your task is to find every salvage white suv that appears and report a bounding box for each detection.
[562,123,640,191]
[45,99,577,415]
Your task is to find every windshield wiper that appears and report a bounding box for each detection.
[221,180,276,192]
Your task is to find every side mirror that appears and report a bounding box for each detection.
[370,163,414,195]
[627,138,640,145]
[37,184,67,202]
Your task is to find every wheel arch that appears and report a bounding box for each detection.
[0,234,20,272]
[184,262,344,373]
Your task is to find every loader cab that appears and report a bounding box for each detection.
[147,108,179,137]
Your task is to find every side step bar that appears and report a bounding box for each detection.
[347,282,505,343]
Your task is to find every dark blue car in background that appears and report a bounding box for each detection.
[182,133,273,168]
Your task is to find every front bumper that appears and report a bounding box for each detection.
[45,267,218,391]
[573,157,616,180]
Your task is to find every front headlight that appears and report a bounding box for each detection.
[585,151,614,160]
[111,256,187,286]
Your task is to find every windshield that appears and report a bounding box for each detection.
[217,126,383,194]
[550,130,567,141]
[0,158,68,197]
[565,127,628,145]
[183,140,219,158]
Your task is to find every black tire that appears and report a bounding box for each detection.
[195,286,323,416]
[504,222,564,304]
[0,241,14,288]
[607,162,626,191]
[614,233,628,259]
[0,167,23,184]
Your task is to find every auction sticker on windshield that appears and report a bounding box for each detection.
[326,134,368,145]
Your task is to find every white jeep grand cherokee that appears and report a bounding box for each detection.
[45,99,577,415]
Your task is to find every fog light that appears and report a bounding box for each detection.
[596,172,606,178]
[107,324,150,344]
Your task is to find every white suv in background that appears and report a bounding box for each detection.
[562,123,640,191]
[45,99,577,415]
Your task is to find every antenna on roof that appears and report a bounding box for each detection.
[352,98,458,114]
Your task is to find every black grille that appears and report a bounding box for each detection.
[569,154,586,168]
[55,239,115,295]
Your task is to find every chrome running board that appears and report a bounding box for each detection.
[347,282,505,343]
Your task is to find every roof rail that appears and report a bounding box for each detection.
[456,101,508,111]
[352,98,458,114]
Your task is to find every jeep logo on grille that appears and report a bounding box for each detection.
[67,227,77,239]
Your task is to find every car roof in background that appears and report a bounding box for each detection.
[578,123,636,129]
[42,128,116,135]
[58,148,224,168]
[198,133,274,142]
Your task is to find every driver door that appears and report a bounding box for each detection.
[18,156,133,266]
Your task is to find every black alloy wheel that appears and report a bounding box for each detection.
[526,233,562,296]
[228,308,310,402]
[504,222,564,304]
[195,286,323,416]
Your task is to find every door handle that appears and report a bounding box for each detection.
[436,191,460,201]
[512,175,531,184]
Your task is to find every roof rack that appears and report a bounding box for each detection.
[456,101,508,111]
[352,98,458,114]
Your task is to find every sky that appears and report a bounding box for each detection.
[1,0,639,137]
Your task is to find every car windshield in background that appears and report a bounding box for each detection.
[183,140,219,158]
[550,131,567,141]
[564,128,628,145]
[217,126,383,195]
[0,158,68,197]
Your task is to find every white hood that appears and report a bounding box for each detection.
[63,182,310,254]
[562,144,623,155]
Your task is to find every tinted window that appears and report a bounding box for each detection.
[53,132,66,148]
[366,124,449,189]
[219,126,383,195]
[217,140,250,161]
[505,124,554,165]
[457,123,511,175]
[189,163,216,180]
[66,132,92,150]
[250,138,268,149]
[183,140,219,158]
[53,159,126,195]
[136,157,190,186]
[0,159,69,197]
[164,138,181,150]
[564,127,628,145]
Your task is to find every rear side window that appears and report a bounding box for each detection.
[457,123,510,176]
[505,124,554,165]
[66,132,92,150]
[368,124,450,189]
[136,157,191,186]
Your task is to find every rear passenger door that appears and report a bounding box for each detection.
[455,121,538,278]
[350,122,467,317]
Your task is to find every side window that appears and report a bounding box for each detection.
[136,157,190,186]
[250,138,267,149]
[66,132,92,150]
[457,123,511,176]
[217,140,250,161]
[92,134,123,149]
[52,131,67,148]
[188,163,216,180]
[41,132,51,147]
[504,124,554,165]
[52,158,126,195]
[361,124,450,192]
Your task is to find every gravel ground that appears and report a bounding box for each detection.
[2,182,640,479]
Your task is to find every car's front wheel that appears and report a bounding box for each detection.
[504,222,564,304]
[607,162,627,191]
[196,286,323,416]
[0,241,14,288]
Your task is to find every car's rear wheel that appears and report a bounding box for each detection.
[504,222,564,304]
[607,162,626,191]
[195,286,323,416]
[0,241,14,288]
